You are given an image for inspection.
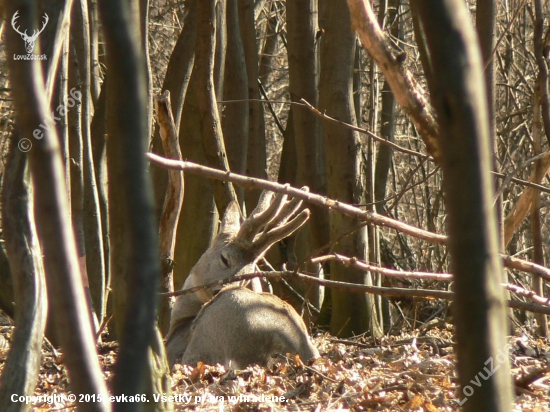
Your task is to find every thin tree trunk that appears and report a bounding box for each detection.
[6,2,110,409]
[151,0,197,219]
[156,92,184,336]
[477,0,505,254]
[73,0,107,326]
[222,0,249,206]
[69,41,96,331]
[88,0,101,107]
[286,0,329,309]
[140,0,153,142]
[0,137,48,412]
[194,0,237,213]
[239,0,267,210]
[531,89,547,336]
[90,78,110,325]
[214,0,227,101]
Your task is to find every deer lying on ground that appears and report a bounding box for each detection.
[166,190,319,369]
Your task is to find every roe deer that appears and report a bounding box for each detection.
[166,190,319,369]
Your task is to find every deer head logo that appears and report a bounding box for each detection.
[11,11,49,54]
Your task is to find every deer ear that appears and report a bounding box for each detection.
[219,201,242,236]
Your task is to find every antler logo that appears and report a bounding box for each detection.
[11,11,49,54]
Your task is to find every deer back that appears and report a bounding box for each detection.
[181,286,319,369]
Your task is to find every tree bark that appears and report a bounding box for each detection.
[239,0,267,210]
[0,137,48,412]
[98,0,170,410]
[6,1,110,409]
[286,0,329,309]
[320,0,382,338]
[222,0,249,206]
[194,0,237,213]
[415,1,513,410]
[151,0,197,219]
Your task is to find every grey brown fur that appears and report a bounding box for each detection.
[166,190,319,368]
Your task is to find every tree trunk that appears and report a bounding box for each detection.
[98,0,171,410]
[320,0,382,338]
[151,0,197,219]
[286,0,329,309]
[222,0,249,206]
[194,0,237,213]
[239,0,267,210]
[90,78,110,329]
[69,40,98,332]
[6,1,111,409]
[173,79,218,291]
[72,0,107,326]
[477,0,504,247]
[0,137,48,412]
[415,1,513,410]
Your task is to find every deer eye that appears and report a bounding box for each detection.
[220,253,230,267]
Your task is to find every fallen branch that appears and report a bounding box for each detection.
[502,254,550,282]
[147,153,447,245]
[159,271,550,315]
[346,0,440,162]
[505,283,550,307]
[310,254,452,281]
[148,154,550,283]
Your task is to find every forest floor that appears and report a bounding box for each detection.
[1,314,549,411]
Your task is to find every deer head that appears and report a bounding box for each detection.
[12,11,49,54]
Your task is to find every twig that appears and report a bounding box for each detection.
[258,79,285,134]
[493,152,550,202]
[490,170,550,194]
[300,98,430,161]
[159,270,453,300]
[504,283,550,307]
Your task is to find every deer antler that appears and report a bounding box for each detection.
[11,11,27,37]
[35,13,49,37]
[235,186,311,256]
